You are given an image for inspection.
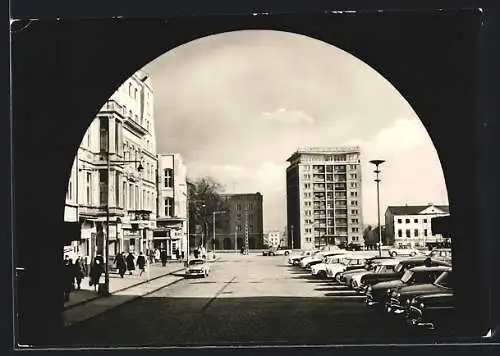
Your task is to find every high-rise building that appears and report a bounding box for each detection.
[286,147,363,250]
[64,70,158,260]
[155,153,188,258]
[218,193,264,250]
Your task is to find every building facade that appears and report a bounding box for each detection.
[264,231,282,248]
[218,193,264,250]
[155,153,188,258]
[286,147,363,250]
[385,203,450,248]
[64,70,158,260]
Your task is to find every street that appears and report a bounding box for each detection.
[61,253,450,347]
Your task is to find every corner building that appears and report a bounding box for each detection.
[286,147,363,250]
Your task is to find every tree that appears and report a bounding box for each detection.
[364,225,388,249]
[187,177,230,250]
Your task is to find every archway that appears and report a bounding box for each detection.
[12,14,486,345]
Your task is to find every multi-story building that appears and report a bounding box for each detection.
[218,193,264,250]
[265,231,282,248]
[154,153,188,258]
[385,203,450,248]
[64,70,158,260]
[286,147,363,250]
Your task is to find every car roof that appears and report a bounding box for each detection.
[409,265,452,272]
[378,259,400,266]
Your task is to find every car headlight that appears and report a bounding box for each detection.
[367,286,372,292]
[387,289,392,295]
[411,297,417,304]
[419,302,425,309]
[406,298,411,305]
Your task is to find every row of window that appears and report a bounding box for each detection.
[397,229,430,238]
[304,227,359,234]
[397,217,429,224]
[303,182,358,189]
[235,203,255,211]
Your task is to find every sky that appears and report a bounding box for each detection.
[142,30,449,231]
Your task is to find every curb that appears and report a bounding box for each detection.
[64,267,185,311]
[64,275,185,328]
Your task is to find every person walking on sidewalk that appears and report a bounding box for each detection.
[160,249,168,267]
[114,252,127,278]
[155,248,161,263]
[137,252,147,277]
[73,256,86,290]
[89,257,104,292]
[126,252,135,275]
[63,255,74,303]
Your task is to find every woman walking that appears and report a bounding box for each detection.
[73,256,86,290]
[89,257,104,292]
[114,252,127,278]
[136,252,147,277]
[126,252,135,276]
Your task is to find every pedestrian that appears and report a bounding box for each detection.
[181,251,185,261]
[240,247,244,255]
[73,256,85,290]
[89,257,104,292]
[63,255,74,302]
[137,251,147,277]
[193,249,200,259]
[148,249,155,264]
[154,248,160,263]
[114,252,127,278]
[126,252,135,275]
[175,248,180,260]
[160,249,167,267]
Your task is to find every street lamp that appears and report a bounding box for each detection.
[369,159,385,257]
[212,211,227,258]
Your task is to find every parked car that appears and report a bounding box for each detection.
[339,257,396,286]
[384,268,452,314]
[388,246,420,257]
[359,256,451,292]
[427,248,452,264]
[288,250,318,265]
[365,265,450,309]
[405,292,455,331]
[301,250,346,269]
[263,247,277,256]
[310,254,348,279]
[326,256,367,280]
[274,248,292,256]
[349,259,400,291]
[184,259,210,278]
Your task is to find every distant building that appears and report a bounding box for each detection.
[218,193,264,250]
[286,147,363,250]
[265,231,282,248]
[155,153,188,258]
[385,203,450,248]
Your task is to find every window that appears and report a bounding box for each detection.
[405,219,410,223]
[352,227,359,233]
[304,183,311,189]
[249,203,254,210]
[128,83,132,96]
[135,186,139,210]
[397,218,402,223]
[115,120,123,156]
[350,191,358,197]
[67,180,72,200]
[164,169,173,188]
[85,173,92,204]
[134,88,138,99]
[423,219,428,223]
[398,229,403,237]
[87,131,91,147]
[164,198,174,217]
[122,182,127,209]
[249,225,254,232]
[351,218,359,224]
[414,219,418,223]
[236,204,241,211]
[406,229,411,238]
[350,173,357,179]
[424,229,428,237]
[115,171,120,207]
[99,117,108,153]
[237,225,242,232]
[350,200,358,206]
[350,182,358,188]
[414,229,419,237]
[99,170,108,205]
[351,209,358,214]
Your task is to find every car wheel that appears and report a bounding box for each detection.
[318,270,327,279]
[284,251,290,256]
[390,251,397,257]
[334,272,341,282]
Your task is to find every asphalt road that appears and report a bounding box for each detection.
[60,253,456,347]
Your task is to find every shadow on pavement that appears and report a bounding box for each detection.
[59,295,467,348]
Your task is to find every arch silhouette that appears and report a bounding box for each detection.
[11,14,486,345]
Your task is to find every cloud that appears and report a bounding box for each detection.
[262,108,316,125]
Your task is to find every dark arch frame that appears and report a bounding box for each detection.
[11,11,489,345]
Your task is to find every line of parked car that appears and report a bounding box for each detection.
[288,247,454,333]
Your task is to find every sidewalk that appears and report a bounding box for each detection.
[64,262,185,310]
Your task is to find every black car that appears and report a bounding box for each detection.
[360,256,451,292]
[405,292,454,331]
[365,265,449,308]
[386,268,452,315]
[339,257,395,286]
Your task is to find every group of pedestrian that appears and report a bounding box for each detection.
[114,251,148,277]
[63,254,94,302]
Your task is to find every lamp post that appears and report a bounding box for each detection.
[212,211,227,258]
[103,156,143,296]
[369,159,385,257]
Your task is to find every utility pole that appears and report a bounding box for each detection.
[244,205,249,254]
[234,226,237,252]
[291,224,294,250]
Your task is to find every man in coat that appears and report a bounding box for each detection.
[126,252,135,275]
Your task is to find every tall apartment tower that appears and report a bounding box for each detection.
[286,147,363,250]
